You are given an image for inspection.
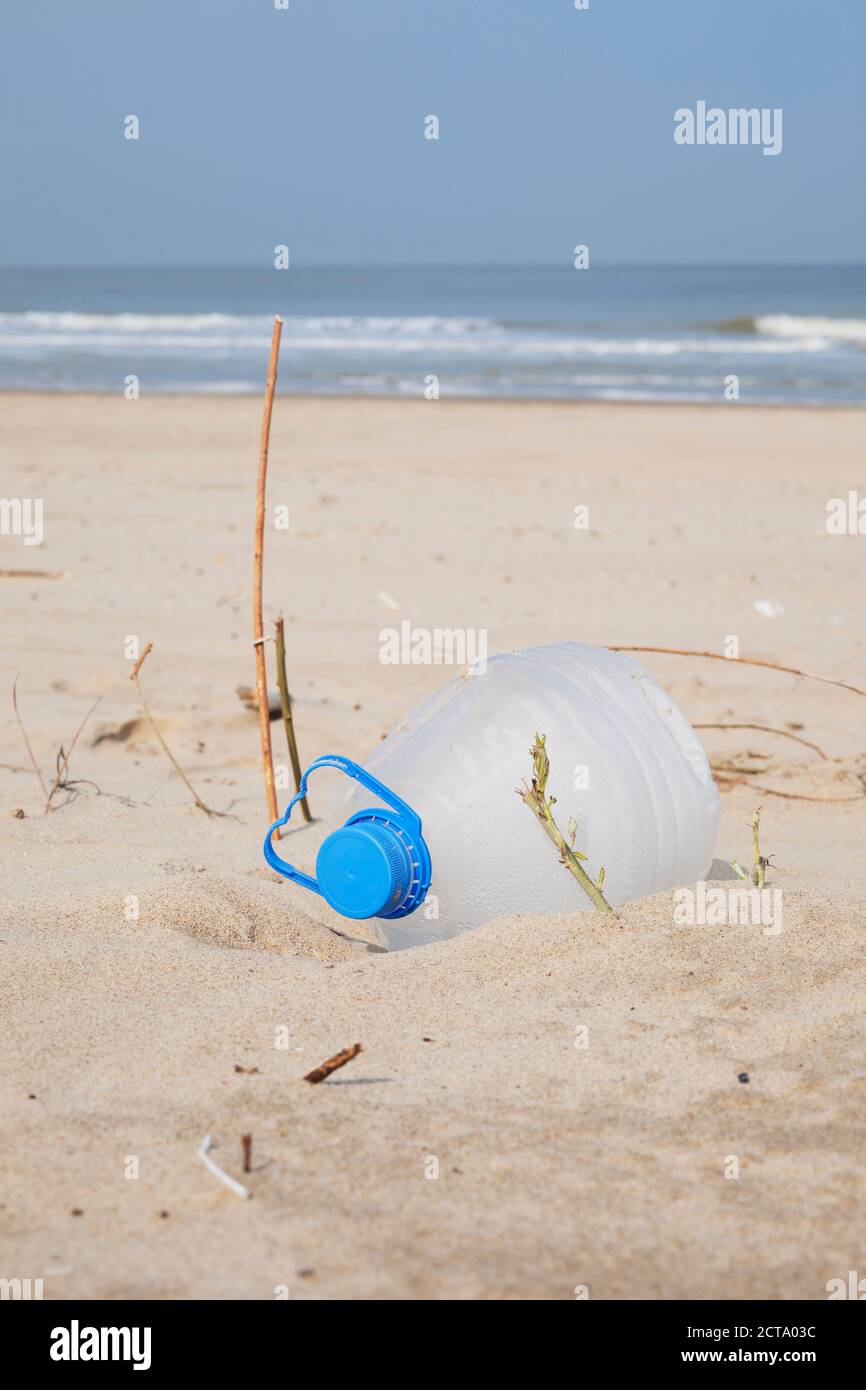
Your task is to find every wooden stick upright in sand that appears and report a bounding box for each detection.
[254,316,283,827]
[275,614,312,822]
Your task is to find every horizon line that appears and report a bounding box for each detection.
[1,261,864,273]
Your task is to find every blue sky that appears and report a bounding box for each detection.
[1,0,863,266]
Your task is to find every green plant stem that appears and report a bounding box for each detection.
[518,733,613,914]
[731,807,766,887]
[752,808,765,889]
[274,615,312,823]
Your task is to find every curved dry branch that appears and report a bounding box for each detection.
[695,722,830,761]
[610,646,866,700]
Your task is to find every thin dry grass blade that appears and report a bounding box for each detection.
[11,675,48,800]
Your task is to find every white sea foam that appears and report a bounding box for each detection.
[0,311,252,331]
[0,311,834,359]
[0,311,494,337]
[755,314,866,343]
[3,308,862,349]
[514,335,830,357]
[0,305,859,403]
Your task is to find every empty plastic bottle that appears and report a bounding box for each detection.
[264,642,720,950]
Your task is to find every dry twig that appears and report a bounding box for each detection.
[43,693,103,813]
[130,643,217,816]
[694,723,830,761]
[11,676,102,813]
[714,774,864,803]
[12,675,49,801]
[303,1043,362,1084]
[613,648,866,804]
[610,646,866,700]
[253,316,283,827]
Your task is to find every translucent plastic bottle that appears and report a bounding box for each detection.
[328,642,720,950]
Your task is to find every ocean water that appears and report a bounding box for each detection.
[0,265,863,405]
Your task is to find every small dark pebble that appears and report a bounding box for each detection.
[27,1093,36,1100]
[159,1210,170,1219]
[71,1208,84,1216]
[297,1268,315,1279]
[738,1072,750,1084]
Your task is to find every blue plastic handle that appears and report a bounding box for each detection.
[263,755,423,895]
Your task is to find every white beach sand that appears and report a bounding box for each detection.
[2,394,865,1299]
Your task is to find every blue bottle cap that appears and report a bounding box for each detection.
[316,819,413,919]
[263,755,432,922]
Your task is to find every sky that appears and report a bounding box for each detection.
[0,0,863,267]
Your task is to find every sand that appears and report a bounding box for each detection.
[2,393,865,1300]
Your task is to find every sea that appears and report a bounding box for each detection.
[0,264,863,405]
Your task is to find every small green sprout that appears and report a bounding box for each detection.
[731,806,773,889]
